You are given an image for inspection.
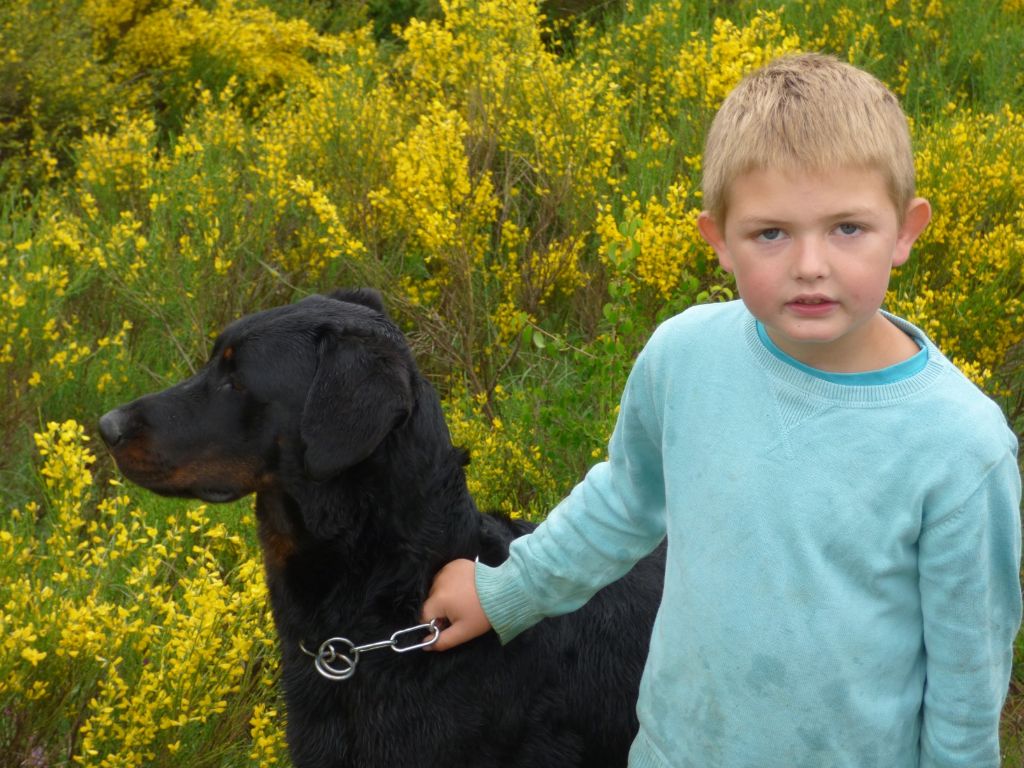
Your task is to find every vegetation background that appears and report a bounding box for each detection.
[1,0,1022,764]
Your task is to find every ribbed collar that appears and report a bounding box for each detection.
[743,309,948,406]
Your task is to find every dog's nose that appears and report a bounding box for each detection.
[99,409,130,447]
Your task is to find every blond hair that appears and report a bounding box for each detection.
[701,53,916,224]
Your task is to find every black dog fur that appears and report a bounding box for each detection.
[99,289,665,768]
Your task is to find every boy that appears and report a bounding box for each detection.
[421,53,1022,767]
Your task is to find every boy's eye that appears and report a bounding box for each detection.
[836,223,861,236]
[757,228,784,242]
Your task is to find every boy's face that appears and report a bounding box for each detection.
[697,166,931,372]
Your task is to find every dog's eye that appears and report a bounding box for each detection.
[221,376,245,393]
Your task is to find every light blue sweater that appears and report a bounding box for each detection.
[476,300,1022,768]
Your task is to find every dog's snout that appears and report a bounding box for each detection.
[99,408,131,447]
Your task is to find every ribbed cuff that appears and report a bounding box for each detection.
[474,560,541,645]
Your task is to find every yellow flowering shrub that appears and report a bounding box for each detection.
[444,386,561,519]
[1,422,286,766]
[888,105,1024,393]
[76,111,158,210]
[0,0,117,187]
[82,0,338,126]
[116,0,325,86]
[385,0,630,384]
[674,10,804,111]
[370,99,497,262]
[597,181,702,301]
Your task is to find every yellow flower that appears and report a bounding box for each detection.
[22,647,47,666]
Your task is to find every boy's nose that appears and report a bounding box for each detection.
[791,238,830,280]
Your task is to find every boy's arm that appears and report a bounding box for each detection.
[476,344,669,644]
[424,340,670,648]
[918,446,1022,767]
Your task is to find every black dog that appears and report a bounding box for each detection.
[99,289,664,768]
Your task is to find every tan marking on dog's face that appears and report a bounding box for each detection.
[164,455,264,498]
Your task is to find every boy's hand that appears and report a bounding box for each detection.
[421,558,491,651]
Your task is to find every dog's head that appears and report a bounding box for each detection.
[99,289,415,503]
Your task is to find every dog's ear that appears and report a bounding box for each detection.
[326,288,388,316]
[300,329,412,480]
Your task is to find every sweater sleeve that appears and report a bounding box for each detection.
[919,442,1022,767]
[476,341,669,644]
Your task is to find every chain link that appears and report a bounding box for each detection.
[299,619,441,681]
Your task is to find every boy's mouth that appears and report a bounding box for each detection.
[787,296,837,315]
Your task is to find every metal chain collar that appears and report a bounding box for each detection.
[299,619,441,681]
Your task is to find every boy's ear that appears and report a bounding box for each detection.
[892,197,932,267]
[697,212,734,272]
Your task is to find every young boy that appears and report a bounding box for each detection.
[421,53,1022,767]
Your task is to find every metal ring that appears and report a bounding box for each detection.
[313,638,359,681]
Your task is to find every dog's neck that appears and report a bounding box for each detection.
[255,401,482,640]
